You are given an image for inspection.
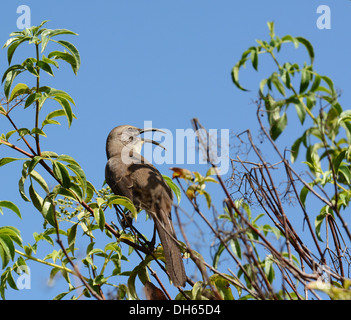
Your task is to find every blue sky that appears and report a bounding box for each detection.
[0,1,350,299]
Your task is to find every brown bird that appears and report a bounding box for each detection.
[105,125,186,287]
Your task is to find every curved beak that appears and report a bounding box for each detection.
[139,128,167,150]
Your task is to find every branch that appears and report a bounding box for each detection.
[52,200,104,300]
[35,43,41,156]
[0,139,34,158]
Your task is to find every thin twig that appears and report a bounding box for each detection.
[52,201,104,300]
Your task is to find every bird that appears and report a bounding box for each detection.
[105,125,187,287]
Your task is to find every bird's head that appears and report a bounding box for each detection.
[106,125,166,158]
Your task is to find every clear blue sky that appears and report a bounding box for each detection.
[0,1,350,299]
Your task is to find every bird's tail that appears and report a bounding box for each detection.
[155,211,186,287]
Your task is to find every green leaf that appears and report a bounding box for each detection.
[45,109,66,120]
[259,78,268,97]
[31,128,47,138]
[0,235,13,268]
[54,96,73,127]
[271,73,286,97]
[18,161,30,202]
[48,51,78,75]
[108,195,138,221]
[0,226,22,247]
[280,69,291,89]
[3,37,21,49]
[29,20,49,36]
[204,176,218,184]
[264,255,275,284]
[0,157,22,167]
[57,154,80,166]
[67,164,87,197]
[338,165,351,184]
[37,60,54,76]
[30,170,50,194]
[25,93,42,109]
[3,69,24,99]
[41,196,56,227]
[41,151,59,159]
[44,28,78,38]
[321,75,336,95]
[270,112,287,140]
[1,65,24,83]
[53,185,77,202]
[7,37,30,65]
[209,274,235,300]
[250,48,258,71]
[127,266,140,300]
[53,291,70,300]
[162,175,181,204]
[42,109,66,127]
[267,21,275,39]
[299,185,309,208]
[310,74,321,92]
[307,280,351,300]
[17,128,30,138]
[52,40,81,72]
[212,243,224,269]
[315,211,327,242]
[4,130,16,141]
[230,239,242,259]
[29,183,56,226]
[202,190,212,208]
[46,88,75,105]
[291,137,302,163]
[339,110,351,124]
[53,161,71,188]
[42,55,59,68]
[93,208,105,231]
[0,103,5,114]
[8,83,31,102]
[41,34,50,54]
[231,62,248,91]
[0,201,21,219]
[305,144,322,176]
[281,35,299,48]
[27,156,42,174]
[41,28,78,53]
[333,150,346,174]
[67,223,78,256]
[85,181,97,203]
[22,58,39,76]
[4,266,18,291]
[299,68,310,94]
[296,37,315,64]
[292,98,306,124]
[28,183,44,213]
[67,183,83,203]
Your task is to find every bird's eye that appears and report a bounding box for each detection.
[128,127,133,131]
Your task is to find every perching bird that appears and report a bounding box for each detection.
[105,125,186,287]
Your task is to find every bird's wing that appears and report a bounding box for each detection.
[105,158,134,200]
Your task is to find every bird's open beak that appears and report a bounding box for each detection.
[139,128,167,150]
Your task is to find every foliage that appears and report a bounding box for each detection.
[0,20,350,300]
[228,21,350,299]
[0,21,166,300]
